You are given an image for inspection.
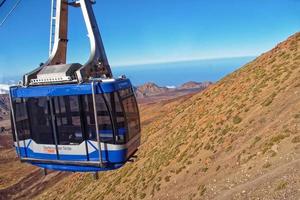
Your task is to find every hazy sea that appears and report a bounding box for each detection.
[0,56,254,87]
[112,56,254,87]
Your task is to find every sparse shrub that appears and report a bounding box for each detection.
[251,136,261,148]
[139,193,146,199]
[262,147,269,154]
[222,127,230,135]
[247,154,256,162]
[259,118,266,124]
[156,183,161,191]
[294,114,300,119]
[275,181,288,191]
[282,53,290,60]
[292,136,300,143]
[268,58,276,65]
[262,92,276,106]
[262,162,271,168]
[270,134,289,144]
[198,184,206,196]
[262,134,289,154]
[270,150,277,157]
[217,137,224,144]
[204,143,211,150]
[216,165,221,171]
[226,145,232,152]
[176,166,186,174]
[200,167,208,172]
[233,116,242,124]
[164,175,171,182]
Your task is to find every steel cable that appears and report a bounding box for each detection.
[0,0,8,8]
[0,0,22,27]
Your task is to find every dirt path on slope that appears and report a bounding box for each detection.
[0,130,70,200]
[215,158,300,200]
[0,169,69,200]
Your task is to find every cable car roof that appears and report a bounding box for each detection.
[10,78,132,98]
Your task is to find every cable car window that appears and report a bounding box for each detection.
[119,88,132,99]
[122,97,140,141]
[81,95,114,144]
[82,95,96,141]
[104,92,126,144]
[13,98,30,141]
[26,97,54,144]
[119,88,140,141]
[95,94,114,143]
[53,96,84,145]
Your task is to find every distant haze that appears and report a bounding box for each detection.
[0,56,254,86]
[112,56,255,86]
[0,84,10,94]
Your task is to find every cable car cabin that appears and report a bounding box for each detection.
[9,78,141,172]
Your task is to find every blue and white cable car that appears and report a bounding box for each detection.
[9,0,141,172]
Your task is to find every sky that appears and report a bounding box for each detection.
[0,0,299,80]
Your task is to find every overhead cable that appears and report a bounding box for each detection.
[0,0,8,8]
[0,0,22,27]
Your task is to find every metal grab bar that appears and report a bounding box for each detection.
[9,88,21,158]
[91,81,103,165]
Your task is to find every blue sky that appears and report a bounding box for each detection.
[0,0,299,79]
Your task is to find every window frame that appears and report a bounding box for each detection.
[117,87,141,143]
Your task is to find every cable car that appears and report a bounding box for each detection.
[9,0,141,172]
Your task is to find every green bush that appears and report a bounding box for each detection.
[275,181,288,191]
[233,116,242,124]
[164,175,171,182]
[139,193,146,199]
[262,162,271,168]
[262,92,276,106]
[292,136,300,143]
[294,114,300,119]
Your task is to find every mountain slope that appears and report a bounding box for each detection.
[0,95,9,120]
[135,82,169,98]
[36,32,300,200]
[179,81,212,90]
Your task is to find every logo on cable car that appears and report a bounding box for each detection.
[43,145,72,153]
[43,146,56,153]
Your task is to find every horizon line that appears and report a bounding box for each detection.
[111,55,257,68]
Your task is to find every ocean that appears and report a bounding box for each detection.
[0,56,254,87]
[112,56,255,87]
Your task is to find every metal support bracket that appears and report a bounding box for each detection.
[23,0,112,86]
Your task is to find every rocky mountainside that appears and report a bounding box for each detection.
[179,81,212,90]
[135,81,212,104]
[135,82,169,98]
[135,82,212,98]
[0,32,299,200]
[0,95,9,121]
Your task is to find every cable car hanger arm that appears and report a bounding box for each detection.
[23,0,112,86]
